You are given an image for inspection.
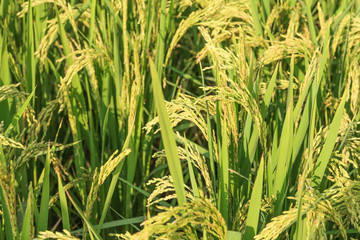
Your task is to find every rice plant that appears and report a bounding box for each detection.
[1,0,360,239]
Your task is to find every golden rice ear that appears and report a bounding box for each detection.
[260,36,315,66]
[203,80,266,150]
[153,138,214,198]
[0,83,26,102]
[0,134,25,149]
[19,0,85,65]
[332,14,350,55]
[349,60,360,115]
[165,3,221,67]
[35,230,80,240]
[143,93,216,140]
[166,1,256,67]
[146,176,178,207]
[82,149,131,238]
[114,197,227,240]
[57,48,108,90]
[177,133,214,195]
[85,149,131,217]
[256,169,360,240]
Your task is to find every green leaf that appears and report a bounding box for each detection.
[219,121,229,225]
[66,192,102,240]
[244,157,264,239]
[57,173,70,231]
[227,230,242,240]
[184,135,200,198]
[72,216,144,234]
[96,124,134,233]
[20,187,33,240]
[148,54,187,206]
[311,87,349,187]
[26,0,35,104]
[37,145,51,232]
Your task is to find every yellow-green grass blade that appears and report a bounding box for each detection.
[88,0,97,44]
[239,112,254,206]
[305,0,317,44]
[103,0,133,50]
[307,73,318,176]
[125,99,143,222]
[71,216,145,235]
[307,22,331,186]
[44,1,91,48]
[334,13,350,99]
[267,140,275,195]
[205,101,216,196]
[66,192,102,240]
[55,6,87,199]
[148,55,186,206]
[34,3,48,105]
[287,53,295,110]
[26,0,35,107]
[37,145,51,232]
[165,0,175,33]
[261,63,279,115]
[295,91,313,239]
[57,173,70,231]
[0,0,9,19]
[113,15,123,128]
[292,99,311,160]
[332,0,355,32]
[55,5,89,134]
[199,58,216,197]
[273,101,293,215]
[260,21,276,42]
[101,105,111,165]
[0,29,12,126]
[289,0,297,7]
[184,135,200,198]
[34,3,47,47]
[20,186,33,240]
[100,66,119,149]
[260,0,270,20]
[248,64,279,165]
[96,124,134,233]
[294,176,307,240]
[155,0,167,79]
[293,68,316,120]
[227,230,242,240]
[219,121,229,225]
[241,66,263,169]
[85,76,99,173]
[249,0,263,37]
[311,86,349,187]
[316,21,331,87]
[245,64,278,197]
[244,156,264,239]
[118,177,171,208]
[0,141,4,166]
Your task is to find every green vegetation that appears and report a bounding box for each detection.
[1,0,360,239]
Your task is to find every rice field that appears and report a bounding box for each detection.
[1,0,360,239]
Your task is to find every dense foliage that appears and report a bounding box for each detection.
[1,0,360,239]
